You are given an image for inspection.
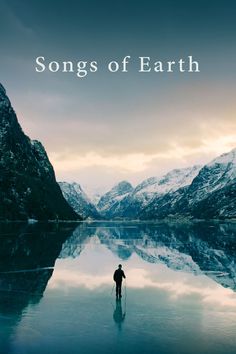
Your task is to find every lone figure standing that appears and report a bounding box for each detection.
[113,264,126,298]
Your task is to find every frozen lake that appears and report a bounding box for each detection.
[0,221,236,354]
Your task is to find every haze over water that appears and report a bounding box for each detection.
[0,221,236,354]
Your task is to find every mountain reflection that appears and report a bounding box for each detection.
[0,221,235,322]
[0,221,235,354]
[0,222,77,351]
[59,222,236,291]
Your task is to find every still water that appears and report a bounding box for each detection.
[0,221,236,354]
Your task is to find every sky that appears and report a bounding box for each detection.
[0,0,236,192]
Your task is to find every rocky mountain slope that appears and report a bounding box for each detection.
[97,166,201,219]
[60,148,235,221]
[0,83,80,221]
[97,181,133,217]
[59,182,101,219]
[141,149,236,220]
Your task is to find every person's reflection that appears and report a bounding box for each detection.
[113,298,126,330]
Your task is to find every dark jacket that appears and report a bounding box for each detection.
[113,268,126,283]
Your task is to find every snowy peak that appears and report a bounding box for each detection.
[71,182,91,203]
[134,165,202,197]
[59,148,236,221]
[59,182,100,219]
[97,181,133,213]
[110,181,133,195]
[158,165,202,190]
[134,177,159,193]
[208,148,236,167]
[95,166,202,219]
[188,148,236,201]
[141,148,236,220]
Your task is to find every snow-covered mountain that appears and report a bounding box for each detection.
[58,148,235,221]
[183,148,236,204]
[141,148,236,220]
[94,149,235,220]
[59,182,101,219]
[97,181,134,216]
[0,83,79,221]
[98,166,201,219]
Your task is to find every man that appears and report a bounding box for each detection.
[113,264,126,298]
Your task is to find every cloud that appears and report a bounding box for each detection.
[49,133,236,176]
[50,151,158,173]
[49,266,236,309]
[1,1,236,189]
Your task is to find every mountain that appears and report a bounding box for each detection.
[190,181,236,219]
[0,83,80,221]
[96,149,235,220]
[182,148,236,204]
[184,149,236,219]
[99,166,201,219]
[59,182,101,219]
[97,181,133,217]
[141,148,236,220]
